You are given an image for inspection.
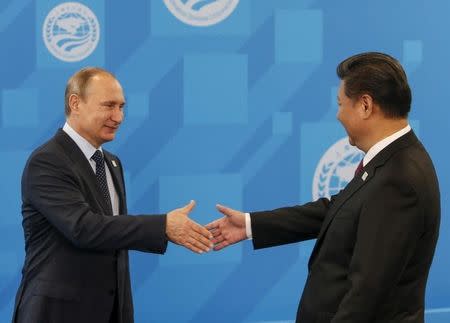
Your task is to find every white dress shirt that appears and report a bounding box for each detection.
[244,124,412,239]
[63,122,120,215]
[362,124,411,167]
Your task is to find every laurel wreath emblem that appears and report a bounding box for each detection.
[318,161,334,198]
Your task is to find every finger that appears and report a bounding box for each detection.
[211,235,225,245]
[205,219,221,231]
[189,228,214,250]
[213,240,230,251]
[209,228,222,238]
[184,241,204,254]
[216,204,237,218]
[190,221,213,240]
[181,200,196,214]
[187,235,212,253]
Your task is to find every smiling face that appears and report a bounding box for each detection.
[336,80,364,148]
[68,73,125,148]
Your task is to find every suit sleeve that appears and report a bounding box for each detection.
[332,177,422,322]
[250,197,333,249]
[23,150,168,253]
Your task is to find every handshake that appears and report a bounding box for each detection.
[165,200,247,254]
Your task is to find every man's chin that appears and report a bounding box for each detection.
[101,133,116,143]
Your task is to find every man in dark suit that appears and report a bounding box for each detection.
[207,52,440,322]
[13,67,213,323]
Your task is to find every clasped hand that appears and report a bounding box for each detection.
[166,202,247,254]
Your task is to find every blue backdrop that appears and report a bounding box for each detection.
[1,0,449,322]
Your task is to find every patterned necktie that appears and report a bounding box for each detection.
[354,159,364,177]
[91,150,112,214]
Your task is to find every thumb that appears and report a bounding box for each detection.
[216,204,239,218]
[181,200,196,214]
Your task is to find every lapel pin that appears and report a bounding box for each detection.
[362,172,368,181]
[112,160,118,167]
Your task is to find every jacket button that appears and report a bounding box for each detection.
[108,289,115,295]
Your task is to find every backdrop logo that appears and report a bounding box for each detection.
[312,137,363,200]
[163,0,240,27]
[43,2,100,62]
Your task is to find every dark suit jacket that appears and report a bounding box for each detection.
[13,129,168,323]
[251,131,440,323]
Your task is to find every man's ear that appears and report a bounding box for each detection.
[359,94,374,119]
[68,94,80,115]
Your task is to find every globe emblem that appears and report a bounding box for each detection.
[163,0,240,27]
[312,137,364,200]
[43,2,99,62]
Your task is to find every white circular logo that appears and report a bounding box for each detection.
[163,0,240,27]
[43,2,100,62]
[312,137,364,200]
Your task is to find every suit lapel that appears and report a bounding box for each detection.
[53,129,114,215]
[308,169,374,268]
[316,170,373,242]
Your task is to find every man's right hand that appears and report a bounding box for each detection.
[166,200,213,254]
[205,204,247,251]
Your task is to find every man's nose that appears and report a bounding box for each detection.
[111,106,124,123]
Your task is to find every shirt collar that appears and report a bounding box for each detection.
[62,122,103,162]
[363,124,411,166]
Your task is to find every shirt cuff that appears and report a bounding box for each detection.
[245,212,252,239]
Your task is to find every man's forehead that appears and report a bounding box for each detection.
[90,73,120,86]
[85,75,123,95]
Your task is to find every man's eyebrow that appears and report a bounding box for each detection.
[100,100,126,105]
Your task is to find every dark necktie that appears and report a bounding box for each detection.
[354,159,364,177]
[91,150,112,214]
